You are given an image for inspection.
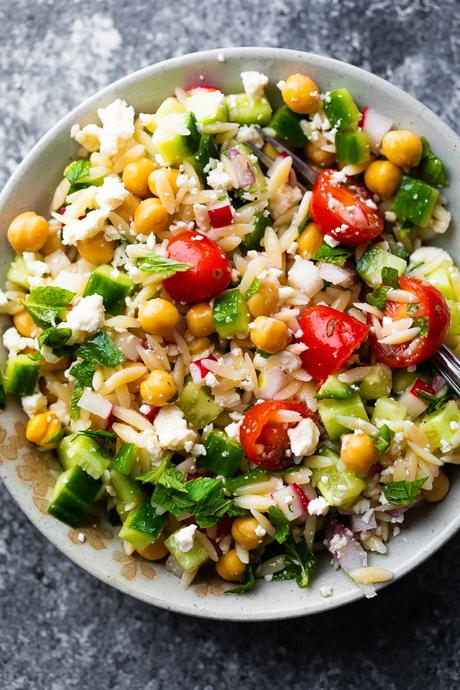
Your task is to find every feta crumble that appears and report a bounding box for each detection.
[95,175,129,212]
[2,327,36,356]
[287,418,320,457]
[308,496,330,516]
[174,524,197,553]
[66,294,105,335]
[21,392,47,417]
[97,99,135,156]
[153,405,197,452]
[240,71,269,100]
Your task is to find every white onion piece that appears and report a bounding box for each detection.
[78,389,113,419]
[361,107,393,154]
[351,512,377,532]
[114,332,142,361]
[398,389,428,419]
[324,520,367,574]
[259,366,289,400]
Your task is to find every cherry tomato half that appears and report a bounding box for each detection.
[240,400,315,470]
[298,305,370,383]
[163,231,232,303]
[371,277,450,367]
[311,169,384,246]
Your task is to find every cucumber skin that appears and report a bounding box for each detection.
[269,106,306,148]
[201,430,244,477]
[241,211,271,252]
[317,374,354,400]
[392,176,439,227]
[177,380,222,430]
[356,247,407,288]
[225,469,270,492]
[48,465,101,527]
[113,443,137,475]
[323,89,360,130]
[83,264,133,315]
[212,289,249,338]
[5,354,41,396]
[335,131,370,165]
[119,499,166,548]
[318,393,369,440]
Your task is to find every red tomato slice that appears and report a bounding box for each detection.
[311,169,384,246]
[240,401,315,470]
[163,231,232,303]
[298,305,370,383]
[371,277,450,367]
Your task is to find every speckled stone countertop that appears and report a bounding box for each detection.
[1,1,460,688]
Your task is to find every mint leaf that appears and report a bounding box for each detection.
[25,286,74,328]
[383,477,428,505]
[268,506,290,544]
[273,537,317,588]
[227,564,256,594]
[137,459,187,493]
[77,429,116,441]
[381,266,400,288]
[136,255,192,275]
[412,316,428,336]
[38,327,72,349]
[152,476,232,528]
[69,360,97,387]
[367,285,390,310]
[374,424,394,454]
[70,381,84,420]
[245,278,260,299]
[312,243,352,266]
[77,332,124,368]
[65,159,91,184]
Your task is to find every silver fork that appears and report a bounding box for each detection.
[248,126,460,397]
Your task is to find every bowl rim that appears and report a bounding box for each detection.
[1,46,460,621]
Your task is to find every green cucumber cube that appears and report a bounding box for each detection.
[420,401,460,451]
[58,433,111,479]
[225,469,270,493]
[424,265,456,301]
[269,105,306,148]
[83,264,133,315]
[186,90,228,124]
[188,134,219,182]
[119,499,166,549]
[6,255,30,289]
[318,393,369,441]
[177,380,222,430]
[372,397,407,424]
[312,464,365,507]
[359,364,392,400]
[241,210,271,252]
[392,176,439,227]
[317,374,354,400]
[165,528,209,572]
[335,130,370,165]
[48,465,101,527]
[323,89,360,130]
[356,246,407,287]
[212,289,249,338]
[226,93,272,126]
[156,97,187,118]
[152,111,201,165]
[5,354,41,396]
[201,430,244,477]
[113,442,137,475]
[111,468,144,517]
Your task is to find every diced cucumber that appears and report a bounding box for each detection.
[177,380,222,429]
[186,90,228,124]
[392,176,439,228]
[418,137,448,187]
[372,397,406,424]
[0,370,5,409]
[165,528,209,572]
[152,112,201,165]
[111,468,144,518]
[318,393,369,441]
[335,130,370,165]
[6,255,30,289]
[356,246,407,287]
[359,364,392,400]
[447,300,460,337]
[119,498,166,549]
[156,97,186,118]
[5,354,41,396]
[212,289,249,338]
[312,463,365,508]
[47,465,101,527]
[83,264,133,315]
[225,469,270,493]
[113,442,137,475]
[58,433,111,479]
[226,93,272,126]
[241,210,272,252]
[269,105,306,148]
[420,401,460,451]
[323,89,360,130]
[201,430,244,477]
[231,143,267,196]
[317,374,354,400]
[188,134,219,182]
[392,369,418,395]
[423,265,456,301]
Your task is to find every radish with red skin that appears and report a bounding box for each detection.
[78,390,113,420]
[360,106,393,154]
[190,355,217,380]
[271,484,309,521]
[208,200,234,228]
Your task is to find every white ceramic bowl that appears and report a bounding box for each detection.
[1,48,459,621]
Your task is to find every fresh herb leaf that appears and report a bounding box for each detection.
[255,348,270,359]
[70,381,84,420]
[245,278,260,299]
[374,424,395,454]
[25,286,74,328]
[137,459,187,493]
[77,429,117,441]
[65,159,91,185]
[386,236,410,262]
[227,564,256,594]
[77,332,124,368]
[312,243,353,266]
[412,316,428,337]
[69,360,97,387]
[425,393,450,414]
[227,504,251,518]
[273,537,317,588]
[268,506,290,544]
[381,266,400,288]
[407,303,420,314]
[136,255,192,275]
[151,476,232,528]
[38,327,72,349]
[418,137,448,187]
[383,477,428,505]
[367,286,390,310]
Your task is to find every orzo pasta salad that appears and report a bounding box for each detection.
[2,68,459,596]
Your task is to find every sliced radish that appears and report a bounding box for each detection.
[186,85,219,95]
[227,147,256,189]
[411,378,435,399]
[189,355,217,383]
[271,484,308,521]
[78,389,113,419]
[114,332,142,362]
[399,386,429,419]
[360,106,393,154]
[258,366,289,400]
[208,199,234,228]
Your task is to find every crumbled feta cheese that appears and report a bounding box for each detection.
[23,252,48,278]
[254,525,266,538]
[66,294,105,335]
[319,586,333,598]
[236,125,264,148]
[206,161,232,189]
[308,496,330,516]
[174,524,197,552]
[384,210,397,223]
[323,234,340,247]
[97,99,135,156]
[53,270,88,294]
[224,421,241,443]
[21,392,47,417]
[240,71,269,100]
[70,123,102,152]
[137,430,161,456]
[61,209,107,245]
[77,532,86,543]
[287,418,320,457]
[95,175,129,212]
[2,327,36,355]
[139,404,151,415]
[193,203,211,230]
[153,405,197,451]
[287,257,323,297]
[49,399,71,426]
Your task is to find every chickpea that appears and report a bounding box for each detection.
[422,470,450,503]
[281,73,321,115]
[247,281,279,318]
[340,432,378,475]
[117,192,141,222]
[41,228,63,256]
[77,232,115,264]
[381,129,422,169]
[185,303,214,337]
[305,141,336,167]
[138,298,180,336]
[189,337,211,356]
[148,168,180,197]
[364,160,402,200]
[250,316,289,354]
[13,310,39,338]
[136,535,168,560]
[140,369,177,406]
[7,211,49,253]
[134,198,169,235]
[122,157,155,198]
[297,222,324,259]
[216,549,246,583]
[26,412,62,449]
[231,517,263,550]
